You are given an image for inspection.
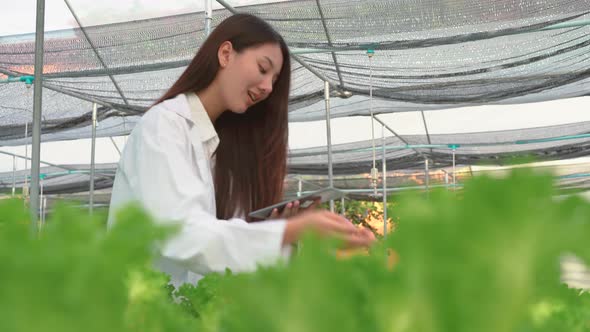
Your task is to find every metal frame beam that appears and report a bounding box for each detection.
[315,0,345,88]
[373,115,426,158]
[63,0,130,106]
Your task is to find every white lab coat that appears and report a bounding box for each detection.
[107,93,289,287]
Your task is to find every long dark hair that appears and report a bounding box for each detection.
[155,13,291,222]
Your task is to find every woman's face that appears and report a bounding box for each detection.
[217,42,284,113]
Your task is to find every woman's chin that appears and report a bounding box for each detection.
[230,104,250,114]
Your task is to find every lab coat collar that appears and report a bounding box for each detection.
[185,92,219,145]
[158,93,220,160]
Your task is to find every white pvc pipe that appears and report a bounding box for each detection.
[382,124,387,237]
[324,81,334,212]
[425,158,430,198]
[109,137,121,156]
[123,117,128,144]
[24,122,28,197]
[12,156,16,197]
[42,196,47,226]
[205,0,213,36]
[40,177,44,225]
[41,190,46,226]
[89,103,97,214]
[453,148,457,191]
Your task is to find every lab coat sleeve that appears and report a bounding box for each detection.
[122,110,289,275]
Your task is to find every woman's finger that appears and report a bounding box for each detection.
[359,228,376,241]
[319,215,375,248]
[269,208,280,219]
[341,231,376,248]
[291,200,300,215]
[280,203,293,218]
[326,231,372,249]
[322,211,356,229]
[321,215,358,235]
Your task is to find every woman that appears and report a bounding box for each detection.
[107,13,374,286]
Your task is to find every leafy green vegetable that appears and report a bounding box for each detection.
[199,169,590,332]
[0,199,197,332]
[1,169,588,332]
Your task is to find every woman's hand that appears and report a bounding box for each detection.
[268,198,321,219]
[282,210,376,249]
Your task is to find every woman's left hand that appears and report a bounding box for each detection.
[269,200,300,219]
[268,198,321,219]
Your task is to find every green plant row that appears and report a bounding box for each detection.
[0,169,588,332]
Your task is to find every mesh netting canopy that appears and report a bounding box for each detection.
[1,0,590,174]
[3,159,590,197]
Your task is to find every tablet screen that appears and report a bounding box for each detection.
[248,187,346,219]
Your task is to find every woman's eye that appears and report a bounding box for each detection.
[259,65,267,74]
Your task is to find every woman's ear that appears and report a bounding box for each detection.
[218,41,233,68]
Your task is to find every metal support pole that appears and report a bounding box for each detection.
[30,0,46,231]
[24,122,28,197]
[297,178,302,197]
[42,196,47,226]
[90,103,97,215]
[205,0,213,36]
[109,137,121,156]
[0,150,83,172]
[324,81,334,212]
[453,148,457,191]
[382,124,387,237]
[40,177,44,225]
[12,156,16,197]
[425,158,430,198]
[123,117,128,144]
[340,196,345,215]
[368,49,378,196]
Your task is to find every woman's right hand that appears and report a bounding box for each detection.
[282,210,375,249]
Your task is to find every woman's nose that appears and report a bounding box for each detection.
[259,77,273,96]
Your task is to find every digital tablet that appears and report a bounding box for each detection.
[248,187,346,219]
